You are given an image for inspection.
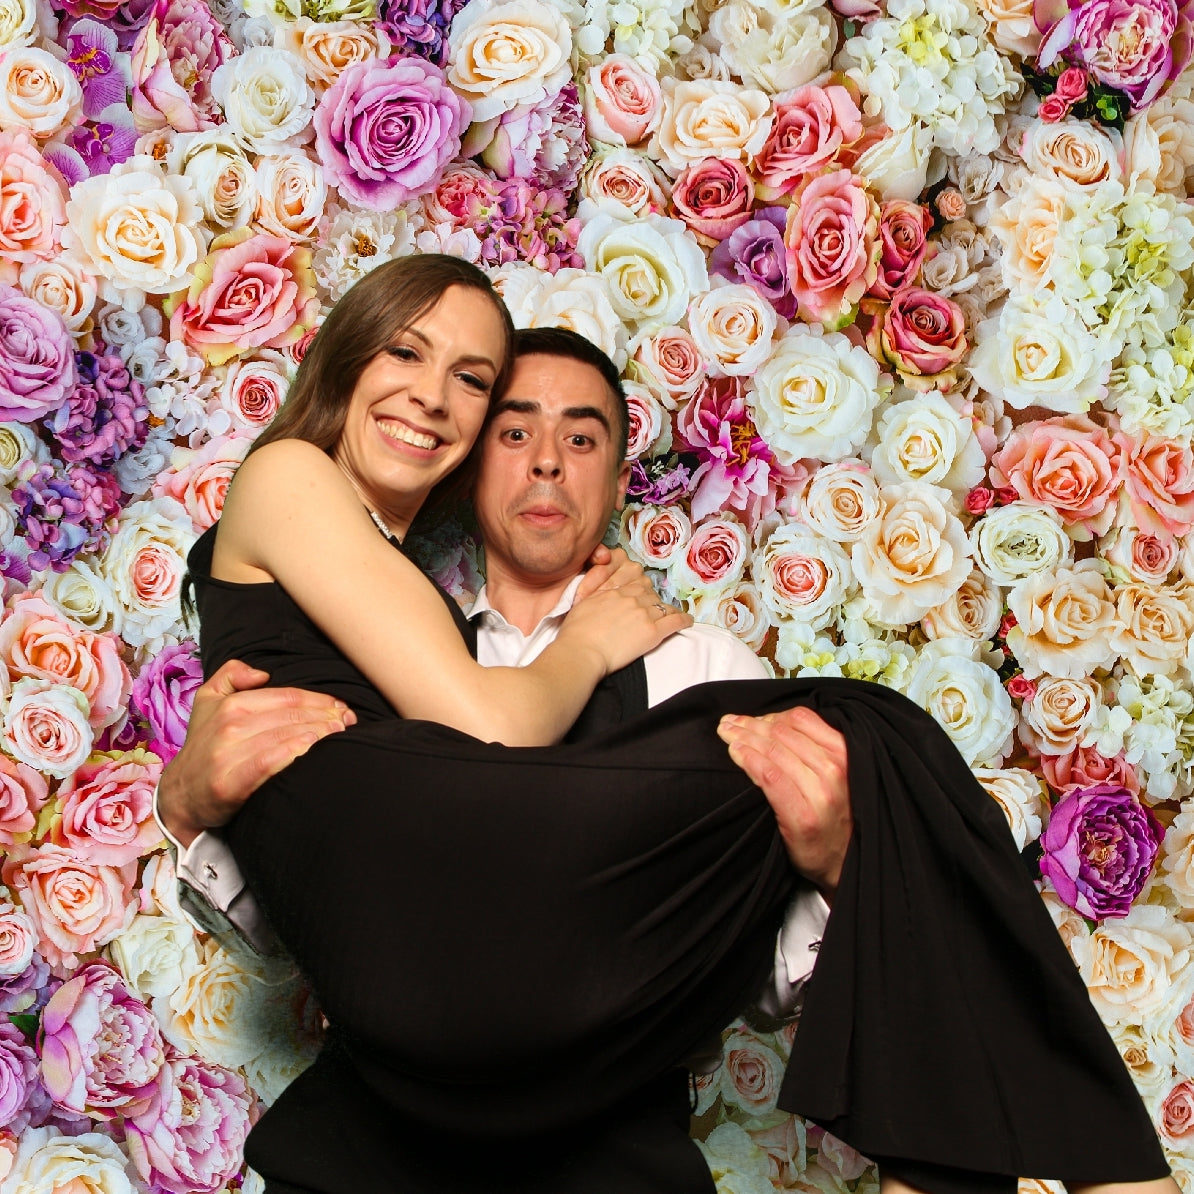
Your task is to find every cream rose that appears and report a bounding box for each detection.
[987,174,1068,295]
[905,639,1015,766]
[0,420,41,483]
[278,17,392,92]
[39,560,120,635]
[853,120,933,203]
[1021,119,1121,189]
[1109,581,1194,679]
[0,46,82,138]
[970,502,1073,587]
[632,325,706,406]
[1122,96,1194,197]
[1018,675,1104,754]
[922,568,1003,642]
[851,482,973,624]
[109,912,202,1002]
[975,0,1040,55]
[167,127,259,231]
[755,523,852,630]
[1005,559,1118,679]
[578,145,671,217]
[689,580,770,652]
[653,76,773,176]
[63,156,207,305]
[1110,1021,1176,1109]
[211,46,316,153]
[1160,805,1194,919]
[750,325,886,464]
[253,150,328,244]
[717,1025,785,1114]
[0,0,36,51]
[447,0,573,124]
[0,1127,137,1194]
[620,503,692,570]
[687,281,779,377]
[799,461,883,543]
[577,204,708,333]
[972,767,1045,849]
[17,258,96,338]
[709,0,835,95]
[868,391,986,496]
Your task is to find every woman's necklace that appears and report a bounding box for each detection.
[368,508,399,542]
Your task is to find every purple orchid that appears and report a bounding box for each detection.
[65,19,127,119]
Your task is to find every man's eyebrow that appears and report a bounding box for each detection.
[400,326,498,372]
[491,399,611,432]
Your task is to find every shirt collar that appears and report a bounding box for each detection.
[468,574,585,630]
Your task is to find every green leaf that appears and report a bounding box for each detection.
[9,1013,38,1040]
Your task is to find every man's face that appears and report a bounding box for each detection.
[473,353,631,587]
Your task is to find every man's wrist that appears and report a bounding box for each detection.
[152,775,204,851]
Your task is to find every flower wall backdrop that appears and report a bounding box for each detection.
[0,0,1191,1188]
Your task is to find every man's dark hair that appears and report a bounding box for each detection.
[512,327,629,462]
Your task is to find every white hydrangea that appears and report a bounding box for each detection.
[608,0,692,72]
[774,620,844,676]
[1106,318,1194,443]
[1114,671,1194,802]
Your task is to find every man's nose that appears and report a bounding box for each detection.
[530,447,562,479]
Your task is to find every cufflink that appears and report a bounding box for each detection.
[809,939,821,953]
[204,863,218,881]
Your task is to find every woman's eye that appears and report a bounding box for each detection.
[459,373,491,393]
[387,345,418,362]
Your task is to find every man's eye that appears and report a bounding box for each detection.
[569,435,593,448]
[503,428,528,442]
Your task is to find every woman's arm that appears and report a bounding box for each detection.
[212,440,687,746]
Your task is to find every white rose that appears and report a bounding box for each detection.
[868,390,986,496]
[2,679,93,779]
[39,559,120,635]
[17,258,97,338]
[697,1122,774,1194]
[1122,97,1194,198]
[969,295,1112,413]
[277,17,392,91]
[921,567,1002,642]
[799,460,883,543]
[853,120,933,202]
[709,0,835,94]
[211,46,315,153]
[987,174,1067,296]
[689,580,770,652]
[577,203,708,333]
[1021,119,1121,189]
[687,281,779,377]
[578,145,671,217]
[623,381,668,458]
[63,156,207,306]
[851,482,973,624]
[631,325,706,406]
[971,766,1044,850]
[1162,805,1194,919]
[212,353,290,438]
[620,503,692,569]
[1005,560,1118,680]
[1109,1020,1176,1111]
[1018,675,1103,754]
[653,76,772,175]
[254,149,327,243]
[0,46,82,138]
[970,502,1073,587]
[755,522,852,631]
[750,325,886,464]
[1110,581,1194,679]
[0,0,36,50]
[718,1024,785,1113]
[0,420,43,483]
[109,912,202,1002]
[0,1128,137,1194]
[906,638,1015,766]
[447,0,573,123]
[1081,903,1194,1030]
[167,127,259,231]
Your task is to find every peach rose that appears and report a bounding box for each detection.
[753,83,864,198]
[0,592,130,731]
[2,680,94,780]
[0,754,47,848]
[799,460,882,542]
[279,17,393,93]
[0,129,65,263]
[689,581,770,652]
[620,504,692,570]
[1161,1081,1194,1149]
[0,899,36,977]
[1109,581,1194,678]
[2,844,136,970]
[1019,675,1103,754]
[633,326,706,405]
[152,433,253,533]
[990,415,1121,539]
[583,53,662,147]
[1021,119,1120,189]
[654,77,773,176]
[988,175,1067,295]
[18,259,97,338]
[784,169,879,328]
[1040,743,1139,796]
[1116,431,1194,542]
[0,46,82,138]
[253,150,328,244]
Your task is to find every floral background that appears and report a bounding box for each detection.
[0,0,1191,1186]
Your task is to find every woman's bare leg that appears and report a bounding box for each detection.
[879,1178,927,1193]
[1068,1182,1181,1193]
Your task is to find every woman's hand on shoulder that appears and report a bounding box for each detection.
[562,547,691,674]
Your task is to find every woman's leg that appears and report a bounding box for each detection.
[1068,1183,1180,1193]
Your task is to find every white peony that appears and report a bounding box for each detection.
[313,201,420,303]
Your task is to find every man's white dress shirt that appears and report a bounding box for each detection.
[159,578,829,1022]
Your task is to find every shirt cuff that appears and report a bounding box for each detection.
[153,782,246,912]
[754,886,830,1020]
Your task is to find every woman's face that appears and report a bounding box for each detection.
[333,284,507,534]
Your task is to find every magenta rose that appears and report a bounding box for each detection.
[125,1054,254,1194]
[670,157,755,243]
[784,169,879,328]
[753,84,864,198]
[39,961,164,1117]
[1035,0,1192,109]
[314,55,469,210]
[868,286,967,391]
[167,229,319,367]
[129,640,202,763]
[869,200,933,300]
[1039,783,1163,919]
[0,286,76,423]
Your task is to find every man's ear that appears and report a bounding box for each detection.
[614,460,631,510]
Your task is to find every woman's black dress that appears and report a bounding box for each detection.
[188,525,1169,1194]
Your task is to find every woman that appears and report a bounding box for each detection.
[189,254,1175,1194]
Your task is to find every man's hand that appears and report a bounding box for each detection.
[717,707,853,901]
[158,660,356,849]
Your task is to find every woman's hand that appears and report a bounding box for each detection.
[562,547,692,674]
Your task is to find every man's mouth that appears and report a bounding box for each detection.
[377,419,442,451]
[518,504,568,525]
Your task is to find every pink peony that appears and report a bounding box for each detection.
[784,169,879,328]
[0,757,48,849]
[867,286,967,391]
[869,201,933,300]
[1115,431,1194,542]
[670,157,755,244]
[753,84,865,198]
[583,53,662,146]
[152,432,253,533]
[0,131,67,263]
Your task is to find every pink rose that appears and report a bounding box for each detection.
[669,516,750,595]
[152,433,253,533]
[990,415,1121,538]
[2,844,136,970]
[0,130,66,264]
[0,593,131,731]
[1040,744,1140,795]
[0,757,48,849]
[721,1030,783,1112]
[670,157,754,244]
[51,749,163,867]
[753,84,865,198]
[1129,530,1178,581]
[1037,94,1071,121]
[167,229,319,367]
[868,286,967,391]
[633,327,706,402]
[784,169,879,328]
[1115,431,1194,541]
[221,359,286,432]
[583,53,662,146]
[869,200,933,300]
[1055,66,1089,103]
[623,383,663,459]
[1006,674,1037,701]
[1161,1080,1194,1144]
[621,505,692,570]
[3,680,94,781]
[0,900,36,978]
[420,162,497,228]
[965,485,997,514]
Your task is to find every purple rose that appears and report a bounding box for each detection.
[39,961,164,1117]
[125,1054,254,1194]
[130,641,203,763]
[0,286,77,423]
[1039,783,1164,920]
[1036,0,1193,108]
[314,55,470,210]
[709,209,797,319]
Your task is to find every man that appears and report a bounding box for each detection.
[156,324,851,1024]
